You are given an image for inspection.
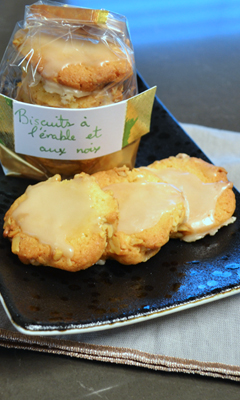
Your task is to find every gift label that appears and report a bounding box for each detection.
[0,87,156,161]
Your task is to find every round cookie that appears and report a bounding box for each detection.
[13,28,133,91]
[93,166,185,265]
[3,173,119,272]
[147,153,236,242]
[17,76,124,108]
[13,27,133,107]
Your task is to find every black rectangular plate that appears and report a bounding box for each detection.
[0,74,240,335]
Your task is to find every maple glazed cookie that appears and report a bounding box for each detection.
[3,173,119,272]
[17,78,124,109]
[13,26,134,108]
[93,166,186,265]
[146,153,236,242]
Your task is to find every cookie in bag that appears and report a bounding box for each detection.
[0,1,143,179]
[13,2,135,108]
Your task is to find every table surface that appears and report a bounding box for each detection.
[0,0,240,399]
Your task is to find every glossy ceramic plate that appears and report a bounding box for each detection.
[0,74,240,336]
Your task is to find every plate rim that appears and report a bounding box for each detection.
[1,74,240,336]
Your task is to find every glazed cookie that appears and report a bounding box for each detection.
[13,28,133,107]
[93,166,185,265]
[3,173,119,271]
[146,153,236,242]
[17,73,124,108]
[13,29,132,91]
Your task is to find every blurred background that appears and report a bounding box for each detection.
[63,0,240,46]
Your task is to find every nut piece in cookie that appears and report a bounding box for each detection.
[147,153,236,242]
[93,166,185,264]
[3,173,119,271]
